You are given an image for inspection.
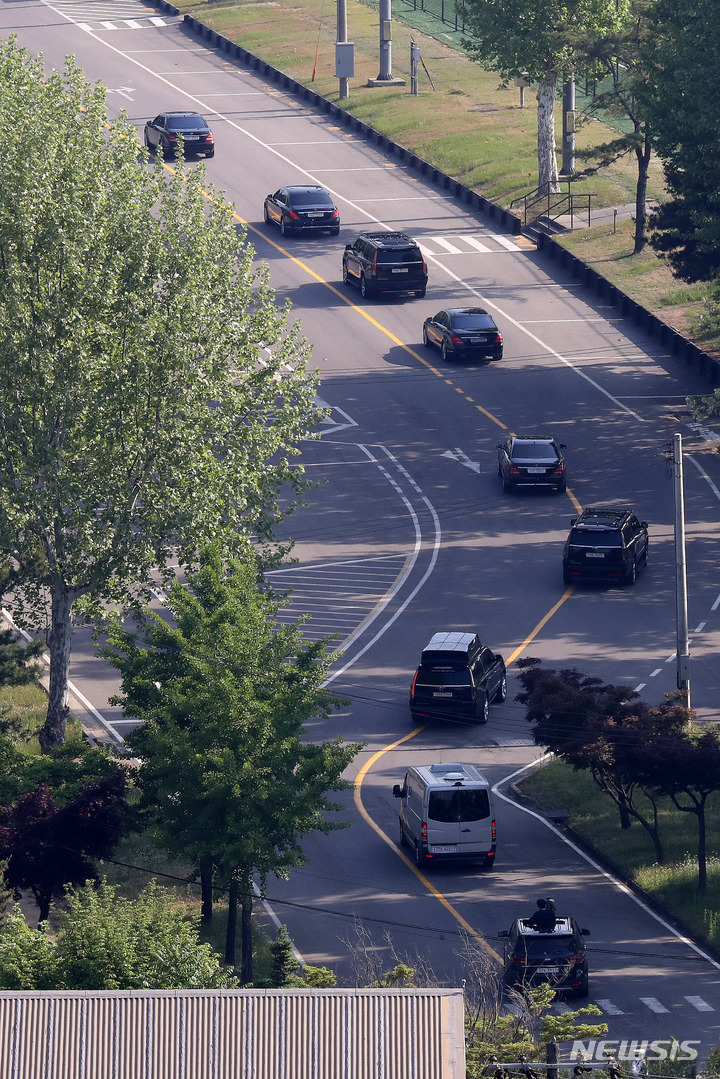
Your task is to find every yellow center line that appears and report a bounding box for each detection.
[353,729,502,960]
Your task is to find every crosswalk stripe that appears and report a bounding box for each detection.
[640,997,669,1014]
[596,999,625,1015]
[685,996,714,1012]
[430,236,464,254]
[495,235,522,251]
[463,236,492,252]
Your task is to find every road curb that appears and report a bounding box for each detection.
[508,778,720,968]
[150,0,720,388]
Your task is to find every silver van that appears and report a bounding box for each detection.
[392,762,496,869]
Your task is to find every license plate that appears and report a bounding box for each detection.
[431,845,457,854]
[184,135,200,140]
[391,267,409,273]
[433,691,452,698]
[537,967,560,974]
[585,552,605,558]
[526,467,546,474]
[306,212,324,218]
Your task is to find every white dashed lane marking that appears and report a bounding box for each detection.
[596,999,625,1015]
[685,996,714,1012]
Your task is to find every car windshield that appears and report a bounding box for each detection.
[518,935,577,959]
[428,788,490,822]
[512,442,557,461]
[376,250,423,264]
[571,529,622,547]
[289,190,333,207]
[167,115,205,130]
[451,314,495,330]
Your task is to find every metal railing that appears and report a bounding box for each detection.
[510,181,597,230]
[396,0,468,33]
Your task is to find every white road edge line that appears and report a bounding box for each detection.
[492,755,720,971]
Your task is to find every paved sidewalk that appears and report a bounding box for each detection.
[554,200,658,231]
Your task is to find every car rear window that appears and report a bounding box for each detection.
[570,529,622,547]
[290,190,334,207]
[376,250,423,264]
[421,649,471,668]
[415,669,472,688]
[428,788,490,822]
[451,314,495,330]
[167,115,204,130]
[512,442,557,461]
[519,935,577,958]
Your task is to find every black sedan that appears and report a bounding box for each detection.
[144,112,215,158]
[263,186,340,236]
[423,307,503,362]
[497,434,567,492]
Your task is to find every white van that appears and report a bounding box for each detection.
[392,762,496,869]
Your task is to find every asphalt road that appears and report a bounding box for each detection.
[5,0,720,1059]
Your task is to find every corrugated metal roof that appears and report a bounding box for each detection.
[0,987,466,1079]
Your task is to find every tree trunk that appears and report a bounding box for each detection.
[697,800,707,894]
[537,75,560,197]
[617,794,632,830]
[225,877,238,966]
[633,127,652,254]
[241,868,253,985]
[39,584,74,753]
[200,860,213,924]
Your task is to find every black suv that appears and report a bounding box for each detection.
[497,434,566,492]
[500,917,590,997]
[409,631,506,724]
[563,506,649,585]
[342,232,428,299]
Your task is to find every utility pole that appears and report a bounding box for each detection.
[673,432,691,709]
[367,0,405,86]
[335,0,353,100]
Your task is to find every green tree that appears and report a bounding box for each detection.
[0,906,60,989]
[0,39,319,752]
[641,0,720,280]
[100,545,362,982]
[462,0,627,194]
[578,0,654,252]
[0,879,236,989]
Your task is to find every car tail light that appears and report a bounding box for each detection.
[451,334,464,344]
[373,252,378,272]
[167,134,177,143]
[410,670,418,699]
[494,332,503,344]
[509,464,520,476]
[422,258,427,273]
[511,954,527,966]
[206,132,215,143]
[567,953,584,964]
[420,820,431,857]
[331,209,339,219]
[290,211,300,219]
[491,819,496,842]
[553,464,564,476]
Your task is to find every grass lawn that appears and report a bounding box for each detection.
[520,758,720,951]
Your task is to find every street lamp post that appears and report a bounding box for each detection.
[673,433,691,709]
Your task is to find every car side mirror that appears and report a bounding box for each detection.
[498,930,509,937]
[570,517,577,525]
[641,522,648,529]
[581,928,590,935]
[392,784,406,799]
[496,444,502,449]
[344,243,352,252]
[559,443,567,449]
